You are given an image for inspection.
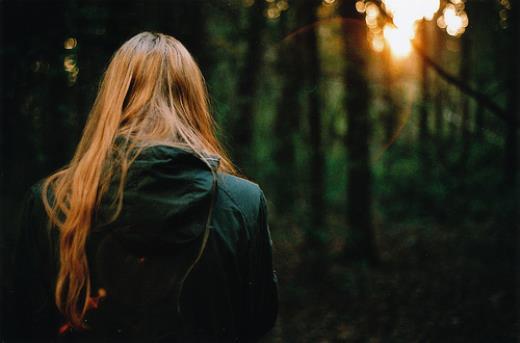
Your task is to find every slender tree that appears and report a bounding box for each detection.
[505,2,518,188]
[339,0,378,264]
[272,8,302,213]
[233,0,266,172]
[37,2,69,171]
[299,0,326,250]
[459,31,471,142]
[419,19,430,143]
[381,45,398,147]
[433,25,446,161]
[458,22,473,171]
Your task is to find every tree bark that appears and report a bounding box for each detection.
[458,31,472,168]
[340,0,378,265]
[419,20,430,143]
[505,3,518,188]
[433,26,446,168]
[460,32,471,140]
[381,45,398,148]
[233,0,266,172]
[299,0,326,248]
[272,10,302,213]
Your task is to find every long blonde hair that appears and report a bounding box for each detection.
[41,32,235,329]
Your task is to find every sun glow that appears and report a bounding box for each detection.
[360,0,449,58]
[382,0,440,57]
[383,25,412,57]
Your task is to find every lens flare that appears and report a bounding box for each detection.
[361,0,444,58]
[383,25,412,57]
[441,3,468,36]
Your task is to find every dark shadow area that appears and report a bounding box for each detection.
[1,0,518,341]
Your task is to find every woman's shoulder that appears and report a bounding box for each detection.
[216,173,265,225]
[217,173,261,197]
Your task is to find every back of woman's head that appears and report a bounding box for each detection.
[41,32,234,329]
[82,31,228,156]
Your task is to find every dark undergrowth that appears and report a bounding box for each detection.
[263,139,517,342]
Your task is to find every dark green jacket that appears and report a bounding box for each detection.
[8,145,278,342]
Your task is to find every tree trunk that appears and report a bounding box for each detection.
[419,20,429,143]
[233,0,266,172]
[40,3,69,171]
[272,11,302,214]
[460,32,471,141]
[505,4,518,188]
[433,30,446,164]
[458,31,472,168]
[381,46,398,149]
[340,0,378,265]
[299,0,325,248]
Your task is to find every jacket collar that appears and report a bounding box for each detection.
[130,141,221,172]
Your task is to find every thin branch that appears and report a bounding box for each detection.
[412,41,513,125]
[370,0,516,127]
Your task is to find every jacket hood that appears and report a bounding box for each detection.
[92,144,219,255]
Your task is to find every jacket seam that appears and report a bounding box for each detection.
[218,185,252,229]
[217,182,260,231]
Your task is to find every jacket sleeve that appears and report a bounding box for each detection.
[242,190,279,341]
[10,185,61,341]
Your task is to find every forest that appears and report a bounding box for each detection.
[0,0,518,341]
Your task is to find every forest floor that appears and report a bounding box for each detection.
[264,219,516,343]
